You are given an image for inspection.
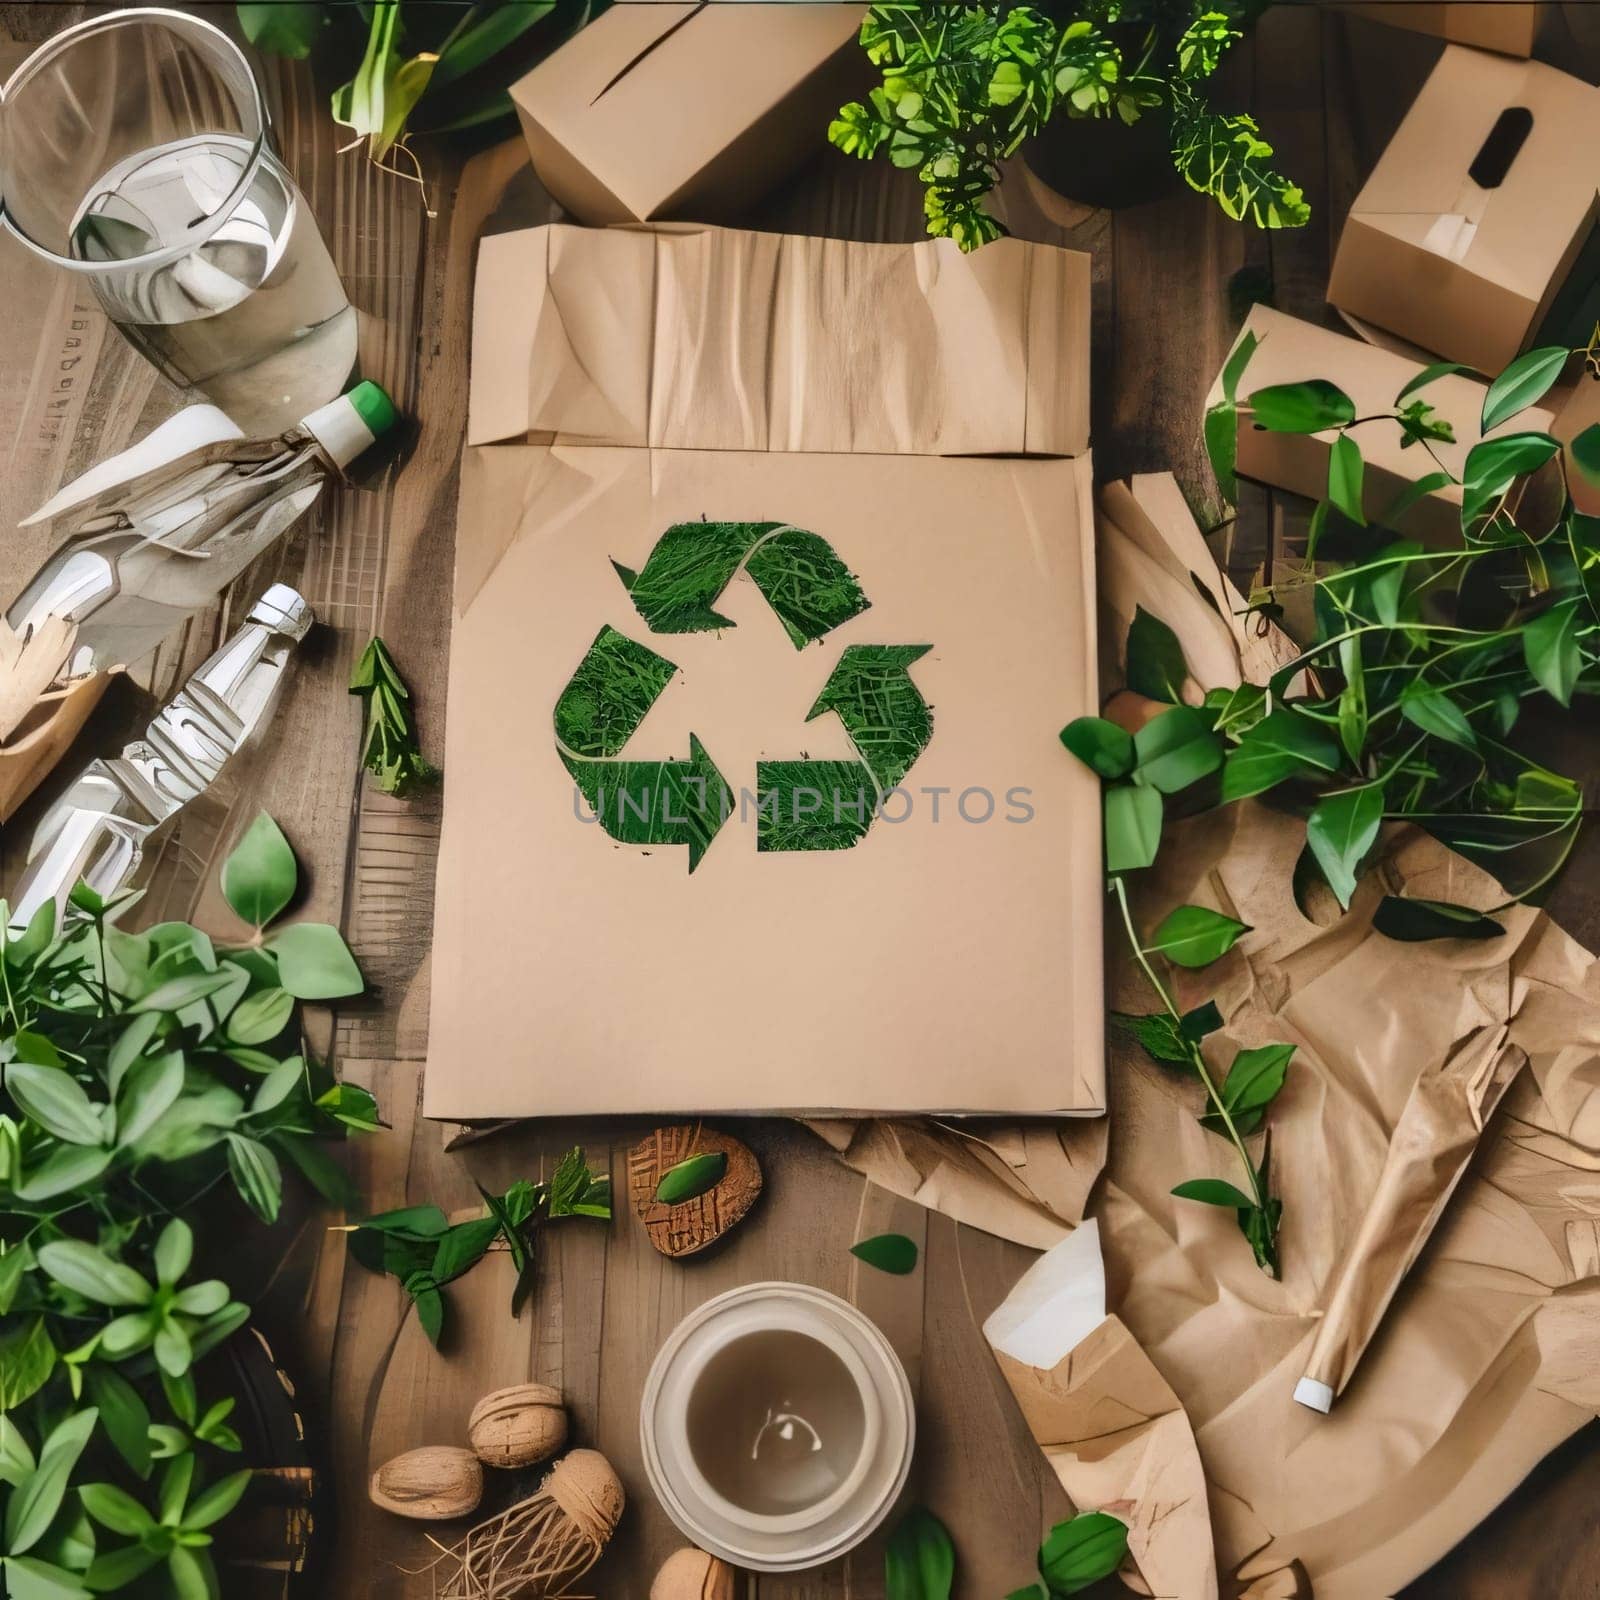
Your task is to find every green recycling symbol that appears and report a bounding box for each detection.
[553,520,933,872]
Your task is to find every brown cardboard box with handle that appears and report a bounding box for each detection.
[1341,0,1542,57]
[426,224,1103,1120]
[509,4,866,225]
[1206,304,1556,545]
[1328,45,1600,377]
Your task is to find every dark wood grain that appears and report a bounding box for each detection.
[2,5,1598,1597]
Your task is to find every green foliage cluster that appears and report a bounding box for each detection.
[350,636,440,797]
[1,815,373,1598]
[879,1503,1129,1599]
[1064,336,1600,1276]
[239,0,601,160]
[830,0,1305,251]
[348,1150,611,1347]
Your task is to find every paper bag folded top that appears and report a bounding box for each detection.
[430,224,1103,1119]
[468,224,1091,458]
[1329,46,1600,375]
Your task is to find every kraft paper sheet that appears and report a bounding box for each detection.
[815,474,1600,1597]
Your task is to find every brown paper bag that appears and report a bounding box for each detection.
[986,1222,1219,1600]
[1328,46,1600,375]
[429,224,1104,1119]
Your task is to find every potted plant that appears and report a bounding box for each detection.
[829,0,1306,250]
[0,815,374,1597]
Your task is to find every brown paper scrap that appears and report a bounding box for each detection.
[985,1222,1219,1600]
[0,615,75,744]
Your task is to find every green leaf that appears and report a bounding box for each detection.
[1131,706,1223,794]
[1460,432,1560,529]
[1103,783,1163,874]
[37,1241,151,1307]
[1327,433,1365,525]
[1336,637,1367,766]
[221,813,298,929]
[183,1469,252,1531]
[884,1504,954,1600]
[1204,1043,1294,1136]
[654,1151,728,1205]
[429,1218,501,1285]
[79,1482,156,1538]
[1305,783,1385,909]
[1219,328,1260,405]
[83,1544,164,1590]
[1570,422,1600,484]
[1125,607,1188,702]
[16,1146,112,1203]
[225,1134,283,1225]
[2,1557,93,1600]
[237,2,324,58]
[128,970,234,1015]
[1059,716,1135,780]
[1246,379,1355,434]
[226,987,295,1046]
[1113,1002,1219,1068]
[154,1219,193,1288]
[1395,361,1471,404]
[1146,905,1250,968]
[431,0,556,89]
[358,1204,450,1238]
[1205,401,1238,503]
[6,1061,105,1147]
[1481,345,1569,433]
[1037,1510,1130,1595]
[850,1233,920,1275]
[1382,469,1455,529]
[1524,598,1582,706]
[1372,897,1504,942]
[267,923,363,1000]
[5,1409,99,1556]
[0,1318,56,1411]
[1221,708,1340,802]
[83,1366,152,1480]
[114,1050,184,1150]
[167,1545,217,1600]
[1172,1177,1255,1208]
[1400,688,1477,749]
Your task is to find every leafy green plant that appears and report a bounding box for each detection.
[1,813,373,1596]
[349,636,440,797]
[347,1149,610,1346]
[830,0,1304,251]
[1007,1510,1131,1597]
[1064,339,1600,1276]
[239,0,602,171]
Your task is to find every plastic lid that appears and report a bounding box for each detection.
[347,380,398,439]
[300,381,399,469]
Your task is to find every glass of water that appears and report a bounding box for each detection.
[0,8,357,435]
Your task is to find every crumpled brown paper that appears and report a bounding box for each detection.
[811,473,1600,1598]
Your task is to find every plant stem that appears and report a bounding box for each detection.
[1111,875,1279,1276]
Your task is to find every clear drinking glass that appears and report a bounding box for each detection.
[0,8,357,435]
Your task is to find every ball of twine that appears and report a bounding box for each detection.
[426,1449,624,1600]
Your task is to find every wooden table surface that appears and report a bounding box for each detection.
[3,4,1599,1596]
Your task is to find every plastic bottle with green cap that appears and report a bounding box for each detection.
[7,381,404,676]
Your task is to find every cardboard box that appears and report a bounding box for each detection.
[1328,46,1600,377]
[1341,1,1542,56]
[428,224,1103,1119]
[510,4,866,225]
[1208,305,1556,544]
